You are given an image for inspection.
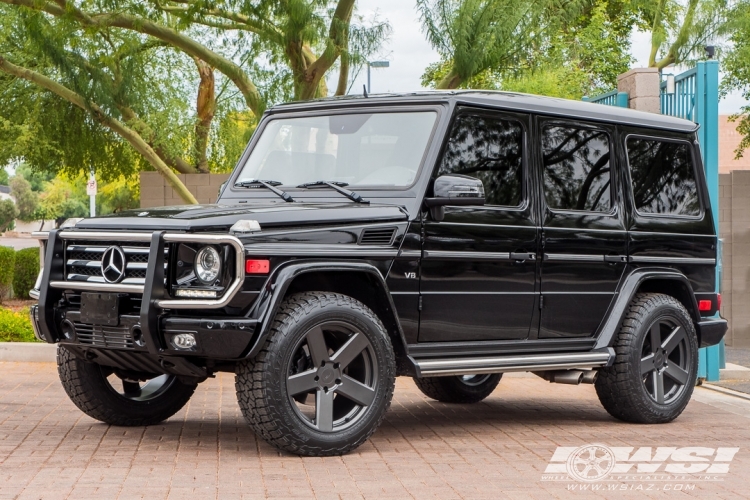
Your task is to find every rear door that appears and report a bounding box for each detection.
[536,118,628,338]
[418,107,539,342]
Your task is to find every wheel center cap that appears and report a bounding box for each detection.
[655,351,666,367]
[318,367,336,385]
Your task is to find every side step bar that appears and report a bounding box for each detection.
[413,350,613,378]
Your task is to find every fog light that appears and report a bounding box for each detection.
[172,333,197,350]
[174,288,218,298]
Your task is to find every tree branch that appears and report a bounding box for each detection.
[0,54,198,204]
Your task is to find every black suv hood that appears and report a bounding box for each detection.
[74,202,408,232]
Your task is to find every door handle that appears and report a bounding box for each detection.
[510,252,536,262]
[604,255,627,264]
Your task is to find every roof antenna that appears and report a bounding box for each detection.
[363,84,368,98]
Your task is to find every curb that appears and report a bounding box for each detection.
[0,342,57,363]
[701,383,750,402]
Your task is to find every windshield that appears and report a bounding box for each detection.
[236,111,437,188]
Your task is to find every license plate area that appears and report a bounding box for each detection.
[80,292,122,326]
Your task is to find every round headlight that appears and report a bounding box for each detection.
[194,246,221,284]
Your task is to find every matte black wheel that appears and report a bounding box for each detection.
[595,293,698,423]
[235,292,396,456]
[413,373,502,403]
[57,346,197,426]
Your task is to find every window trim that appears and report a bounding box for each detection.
[624,133,705,220]
[540,120,616,216]
[435,107,529,211]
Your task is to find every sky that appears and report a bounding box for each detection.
[346,0,748,114]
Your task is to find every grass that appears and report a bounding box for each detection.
[0,306,38,342]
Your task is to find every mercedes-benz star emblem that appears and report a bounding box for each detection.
[101,246,127,283]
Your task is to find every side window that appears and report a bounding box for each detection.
[541,124,611,212]
[626,137,700,217]
[437,113,524,207]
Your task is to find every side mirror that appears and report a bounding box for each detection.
[424,174,485,221]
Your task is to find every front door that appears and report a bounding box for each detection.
[536,118,627,338]
[418,108,538,342]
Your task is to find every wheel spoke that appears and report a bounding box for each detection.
[122,380,141,395]
[315,389,335,432]
[653,371,665,404]
[641,353,656,375]
[331,332,369,369]
[649,323,661,354]
[336,374,376,406]
[664,363,689,386]
[287,369,318,396]
[661,326,685,355]
[306,326,330,367]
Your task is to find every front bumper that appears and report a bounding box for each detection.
[31,229,255,377]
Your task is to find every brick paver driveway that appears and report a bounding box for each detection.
[2,361,750,499]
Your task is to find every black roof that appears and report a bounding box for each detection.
[0,185,9,195]
[270,90,698,134]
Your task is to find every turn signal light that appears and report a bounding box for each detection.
[698,300,712,311]
[246,259,270,274]
[718,293,722,310]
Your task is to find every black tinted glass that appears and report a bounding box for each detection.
[626,138,700,216]
[437,113,523,207]
[542,125,611,212]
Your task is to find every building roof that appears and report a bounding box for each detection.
[270,90,699,134]
[0,185,10,195]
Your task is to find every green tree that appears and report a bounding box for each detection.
[9,176,38,222]
[0,167,8,186]
[0,199,18,232]
[0,1,389,203]
[720,0,750,160]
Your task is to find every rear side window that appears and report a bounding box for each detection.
[541,124,611,212]
[437,113,524,207]
[626,137,700,217]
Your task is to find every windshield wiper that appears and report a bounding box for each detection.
[297,181,369,204]
[235,179,295,202]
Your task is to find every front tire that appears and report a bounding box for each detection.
[235,292,396,456]
[57,346,197,426]
[414,374,502,403]
[595,293,698,424]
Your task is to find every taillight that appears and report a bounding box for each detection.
[246,259,270,274]
[698,300,712,312]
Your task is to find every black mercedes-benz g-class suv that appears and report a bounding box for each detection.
[30,91,726,456]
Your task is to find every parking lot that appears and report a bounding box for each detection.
[1,361,749,499]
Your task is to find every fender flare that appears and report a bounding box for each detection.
[244,260,408,359]
[593,268,701,350]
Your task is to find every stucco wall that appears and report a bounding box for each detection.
[139,172,230,207]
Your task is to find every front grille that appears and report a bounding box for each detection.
[75,322,135,349]
[65,241,168,285]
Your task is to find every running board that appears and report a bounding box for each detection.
[413,350,613,378]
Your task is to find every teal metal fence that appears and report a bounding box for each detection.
[582,90,629,107]
[585,61,724,381]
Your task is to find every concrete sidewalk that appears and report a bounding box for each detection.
[1,362,749,499]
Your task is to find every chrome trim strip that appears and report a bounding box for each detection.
[67,259,101,268]
[67,245,157,255]
[157,233,245,309]
[244,243,398,258]
[29,289,40,300]
[66,275,146,285]
[423,250,510,261]
[629,256,716,265]
[544,253,605,262]
[421,291,537,295]
[50,281,144,293]
[397,250,421,258]
[416,352,611,377]
[32,231,49,240]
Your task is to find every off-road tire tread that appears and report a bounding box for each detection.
[57,345,196,426]
[595,293,697,424]
[413,374,502,403]
[235,292,396,456]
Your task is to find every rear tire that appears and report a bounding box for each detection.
[235,292,396,456]
[414,374,502,403]
[57,346,197,426]
[595,293,698,424]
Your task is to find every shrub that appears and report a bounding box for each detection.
[0,307,36,342]
[0,199,18,232]
[13,247,40,299]
[0,246,15,302]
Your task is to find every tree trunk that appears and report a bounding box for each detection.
[436,67,463,89]
[194,58,215,173]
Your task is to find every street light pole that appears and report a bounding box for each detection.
[367,60,390,94]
